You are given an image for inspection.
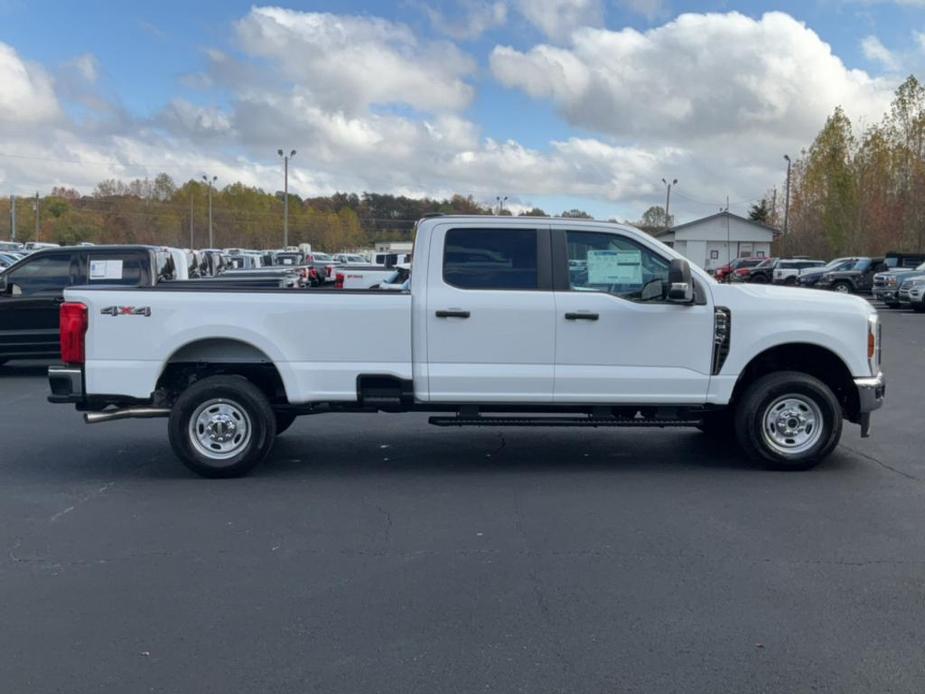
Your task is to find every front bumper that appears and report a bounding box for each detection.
[48,366,84,404]
[854,372,886,437]
[873,287,897,302]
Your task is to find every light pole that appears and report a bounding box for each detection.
[278,149,296,248]
[496,195,507,215]
[202,174,217,248]
[661,178,677,229]
[189,191,194,248]
[33,192,40,241]
[783,155,792,235]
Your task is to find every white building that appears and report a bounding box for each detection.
[655,211,778,272]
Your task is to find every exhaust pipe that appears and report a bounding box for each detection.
[84,408,171,424]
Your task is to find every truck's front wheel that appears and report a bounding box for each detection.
[735,371,842,470]
[168,375,277,478]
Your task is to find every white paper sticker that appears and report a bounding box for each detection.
[587,250,642,285]
[89,259,124,281]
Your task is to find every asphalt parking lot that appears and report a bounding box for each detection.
[1,307,924,694]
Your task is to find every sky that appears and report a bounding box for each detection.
[1,0,924,222]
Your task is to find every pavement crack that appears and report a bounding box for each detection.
[49,482,115,523]
[843,445,920,481]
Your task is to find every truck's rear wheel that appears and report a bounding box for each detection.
[735,371,842,471]
[168,375,276,478]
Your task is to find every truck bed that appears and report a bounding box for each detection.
[65,285,412,403]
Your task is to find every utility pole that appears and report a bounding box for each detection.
[33,192,39,241]
[495,195,507,214]
[9,195,15,242]
[202,174,217,248]
[783,154,792,234]
[661,178,677,229]
[189,191,194,248]
[278,149,296,248]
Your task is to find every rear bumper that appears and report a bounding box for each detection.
[47,366,84,404]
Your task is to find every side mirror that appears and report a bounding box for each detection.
[667,258,694,303]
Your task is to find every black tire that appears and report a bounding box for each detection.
[750,274,768,284]
[275,412,297,435]
[735,371,842,471]
[785,276,797,285]
[168,375,276,478]
[697,409,735,438]
[832,281,853,294]
[914,302,925,313]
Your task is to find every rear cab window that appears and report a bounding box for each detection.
[443,228,540,290]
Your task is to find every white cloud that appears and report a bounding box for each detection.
[491,12,894,141]
[514,0,603,41]
[914,30,925,52]
[862,35,900,70]
[0,42,61,125]
[68,53,100,83]
[422,0,508,40]
[233,7,476,114]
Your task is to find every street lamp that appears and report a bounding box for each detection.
[496,195,507,215]
[783,155,792,235]
[661,178,677,229]
[202,174,217,248]
[278,149,297,248]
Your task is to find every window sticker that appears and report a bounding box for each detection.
[90,259,124,280]
[587,250,642,284]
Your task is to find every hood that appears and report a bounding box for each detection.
[712,281,875,316]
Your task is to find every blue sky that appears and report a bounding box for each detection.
[1,0,923,221]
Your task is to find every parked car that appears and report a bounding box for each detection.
[218,267,303,288]
[304,252,340,284]
[816,257,887,294]
[740,257,780,283]
[873,261,925,307]
[797,257,858,288]
[0,245,174,364]
[713,257,762,283]
[898,275,925,312]
[772,259,826,285]
[336,263,411,289]
[23,241,60,252]
[373,252,411,267]
[333,253,372,265]
[47,216,884,478]
[0,241,24,254]
[883,251,925,271]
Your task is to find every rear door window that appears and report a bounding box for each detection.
[443,228,539,290]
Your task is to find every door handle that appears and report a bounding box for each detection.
[564,312,599,321]
[436,310,470,319]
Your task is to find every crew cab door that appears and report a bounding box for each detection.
[551,227,714,404]
[425,224,555,402]
[0,251,84,359]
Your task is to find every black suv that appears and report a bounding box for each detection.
[0,245,174,364]
[816,257,887,294]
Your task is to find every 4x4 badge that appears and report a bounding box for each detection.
[101,306,151,317]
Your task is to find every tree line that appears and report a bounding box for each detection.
[773,75,925,258]
[0,178,594,252]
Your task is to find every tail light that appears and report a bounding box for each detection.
[309,267,319,281]
[335,272,345,289]
[326,264,334,278]
[60,302,88,365]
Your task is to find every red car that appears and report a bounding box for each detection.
[714,257,762,283]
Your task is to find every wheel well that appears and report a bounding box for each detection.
[731,343,859,421]
[156,339,287,406]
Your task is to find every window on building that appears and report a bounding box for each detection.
[710,250,719,260]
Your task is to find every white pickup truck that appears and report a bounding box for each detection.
[48,216,885,477]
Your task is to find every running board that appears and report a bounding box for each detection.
[428,415,701,428]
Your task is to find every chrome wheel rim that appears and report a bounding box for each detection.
[189,398,252,460]
[761,395,824,456]
[834,284,850,293]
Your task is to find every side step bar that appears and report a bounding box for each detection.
[429,415,701,428]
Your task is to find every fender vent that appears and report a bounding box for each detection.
[712,307,731,375]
